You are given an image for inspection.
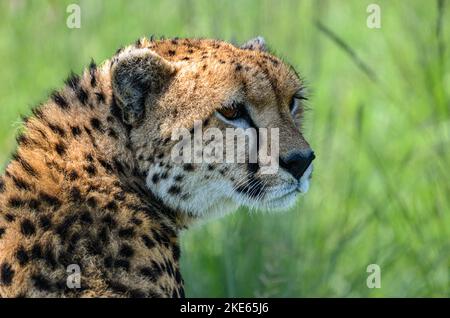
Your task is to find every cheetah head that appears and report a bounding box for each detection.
[111,37,315,219]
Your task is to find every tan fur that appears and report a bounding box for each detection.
[0,37,311,297]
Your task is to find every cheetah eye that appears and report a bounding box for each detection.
[290,91,308,114]
[217,103,244,120]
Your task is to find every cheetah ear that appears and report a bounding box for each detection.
[111,49,176,125]
[240,36,267,52]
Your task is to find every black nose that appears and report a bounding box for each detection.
[280,150,315,180]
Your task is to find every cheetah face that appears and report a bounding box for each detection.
[111,37,315,218]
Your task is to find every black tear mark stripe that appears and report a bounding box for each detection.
[230,104,264,199]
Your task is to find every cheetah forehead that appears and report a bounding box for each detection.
[118,37,302,100]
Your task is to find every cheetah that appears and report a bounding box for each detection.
[0,36,315,297]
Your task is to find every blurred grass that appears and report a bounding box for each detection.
[0,0,449,297]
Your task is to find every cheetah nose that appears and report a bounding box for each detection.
[279,149,315,180]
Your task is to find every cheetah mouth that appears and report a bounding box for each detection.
[259,164,313,209]
[297,163,313,194]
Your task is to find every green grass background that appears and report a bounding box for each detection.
[0,0,449,297]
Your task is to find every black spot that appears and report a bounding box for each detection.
[40,192,62,209]
[56,214,78,240]
[32,274,52,291]
[68,170,79,181]
[102,215,117,228]
[28,198,40,210]
[20,219,36,237]
[44,247,57,269]
[130,289,146,298]
[235,63,242,71]
[12,176,31,191]
[108,128,118,139]
[152,229,170,246]
[113,158,125,174]
[48,123,66,137]
[135,38,142,47]
[98,226,109,243]
[65,72,80,90]
[69,187,82,202]
[160,171,169,179]
[141,234,155,249]
[98,159,113,172]
[89,59,97,87]
[119,244,134,258]
[86,197,98,208]
[4,213,15,222]
[90,117,103,132]
[183,163,195,171]
[131,217,142,225]
[168,50,176,56]
[55,142,67,156]
[114,259,130,271]
[71,126,82,137]
[84,126,92,137]
[175,270,183,286]
[0,178,4,193]
[104,256,113,268]
[0,228,5,239]
[39,215,52,230]
[172,244,181,261]
[109,280,128,294]
[77,87,88,106]
[85,153,94,162]
[16,246,29,266]
[0,263,15,286]
[8,197,25,208]
[174,174,184,182]
[151,173,159,184]
[105,201,118,211]
[140,266,160,282]
[31,243,43,259]
[84,164,97,176]
[168,185,181,195]
[51,91,69,109]
[80,211,93,224]
[118,227,135,238]
[87,239,103,255]
[207,164,214,171]
[95,92,105,104]
[16,134,30,147]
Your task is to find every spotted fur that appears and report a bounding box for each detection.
[0,37,312,297]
